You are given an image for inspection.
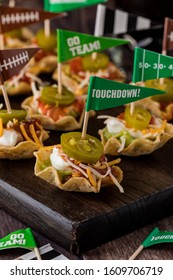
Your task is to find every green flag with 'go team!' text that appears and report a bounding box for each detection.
[57,29,129,63]
[0,228,37,251]
[133,47,173,83]
[44,0,107,13]
[85,76,165,112]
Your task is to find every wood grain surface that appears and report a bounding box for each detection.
[1,209,173,260]
[1,95,173,255]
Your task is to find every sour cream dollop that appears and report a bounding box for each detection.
[0,129,22,147]
[50,147,70,170]
[105,118,125,134]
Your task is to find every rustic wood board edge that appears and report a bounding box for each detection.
[1,178,173,255]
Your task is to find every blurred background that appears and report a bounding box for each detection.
[1,0,173,80]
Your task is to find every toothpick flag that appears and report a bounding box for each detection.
[129,227,173,259]
[85,76,165,112]
[57,29,129,63]
[44,0,107,13]
[0,5,65,34]
[132,47,173,83]
[94,4,162,37]
[0,228,37,251]
[0,47,39,84]
[162,17,173,53]
[0,228,42,260]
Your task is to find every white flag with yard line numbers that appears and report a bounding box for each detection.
[94,4,162,36]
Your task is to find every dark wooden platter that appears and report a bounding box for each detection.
[1,95,173,255]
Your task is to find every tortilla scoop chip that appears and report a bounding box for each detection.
[99,122,173,156]
[28,55,57,76]
[34,148,123,193]
[0,129,49,160]
[0,81,31,96]
[22,96,94,131]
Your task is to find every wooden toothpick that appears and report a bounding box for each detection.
[44,19,50,38]
[81,111,90,139]
[9,0,15,7]
[129,244,144,260]
[58,62,62,95]
[91,52,97,60]
[0,34,4,50]
[34,247,42,260]
[0,84,12,113]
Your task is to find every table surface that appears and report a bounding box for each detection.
[1,208,173,260]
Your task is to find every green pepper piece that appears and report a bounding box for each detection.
[40,86,75,106]
[61,132,103,164]
[57,169,72,183]
[0,109,27,124]
[124,106,151,130]
[82,53,109,72]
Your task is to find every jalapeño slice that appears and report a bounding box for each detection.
[0,109,27,124]
[146,79,173,103]
[61,132,103,164]
[124,106,151,130]
[40,86,75,106]
[4,29,22,39]
[36,29,56,52]
[82,53,109,72]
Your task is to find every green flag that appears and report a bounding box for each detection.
[142,227,173,247]
[44,0,107,13]
[85,76,165,112]
[133,47,173,83]
[0,228,37,250]
[57,29,129,63]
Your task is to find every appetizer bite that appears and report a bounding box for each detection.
[0,66,44,96]
[0,108,49,159]
[28,29,57,76]
[4,27,34,49]
[22,82,86,130]
[52,52,126,95]
[98,106,173,156]
[134,78,173,121]
[34,132,123,193]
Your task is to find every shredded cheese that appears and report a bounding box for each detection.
[142,120,166,135]
[65,158,88,178]
[98,158,121,169]
[149,120,166,134]
[78,71,90,89]
[109,172,124,193]
[87,168,97,188]
[117,135,126,152]
[72,171,81,177]
[79,163,111,179]
[108,158,121,166]
[29,124,42,147]
[31,81,41,99]
[25,72,43,86]
[40,145,57,151]
[20,124,37,145]
[0,118,3,137]
[35,121,43,131]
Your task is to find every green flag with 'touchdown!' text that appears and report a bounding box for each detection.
[142,227,173,247]
[85,76,165,112]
